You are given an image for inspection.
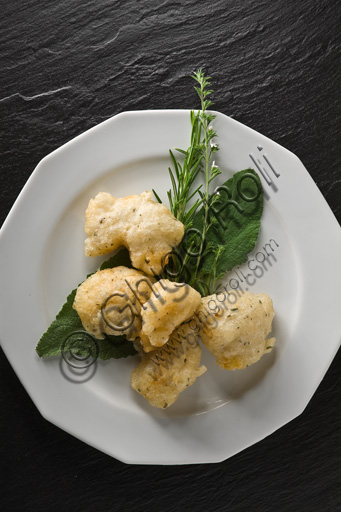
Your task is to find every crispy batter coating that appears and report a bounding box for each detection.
[73,266,155,340]
[131,324,207,409]
[140,279,201,350]
[196,292,275,370]
[84,191,184,276]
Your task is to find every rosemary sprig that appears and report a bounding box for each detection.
[165,71,221,231]
[156,70,264,296]
[160,69,224,294]
[163,110,203,230]
[189,69,221,287]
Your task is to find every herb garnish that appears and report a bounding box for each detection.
[154,70,221,231]
[160,70,263,295]
[188,168,263,294]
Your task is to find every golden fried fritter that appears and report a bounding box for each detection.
[139,279,201,350]
[84,191,184,276]
[73,266,155,340]
[131,324,207,409]
[196,292,275,370]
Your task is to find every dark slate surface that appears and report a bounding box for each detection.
[1,1,340,511]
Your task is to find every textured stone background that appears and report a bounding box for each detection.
[1,1,340,511]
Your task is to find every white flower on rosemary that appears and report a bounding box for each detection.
[210,161,222,182]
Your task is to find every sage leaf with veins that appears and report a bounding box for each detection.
[36,248,136,359]
[187,169,263,294]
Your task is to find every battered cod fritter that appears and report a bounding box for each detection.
[140,279,201,350]
[84,191,184,276]
[196,292,275,370]
[131,324,207,409]
[73,266,155,340]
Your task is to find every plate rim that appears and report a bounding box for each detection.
[1,109,341,465]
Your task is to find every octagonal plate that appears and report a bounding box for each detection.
[1,110,340,464]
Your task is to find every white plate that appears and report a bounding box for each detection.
[1,110,340,465]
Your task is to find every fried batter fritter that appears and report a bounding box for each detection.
[131,324,207,409]
[73,266,155,340]
[140,279,201,350]
[84,191,184,276]
[196,292,275,370]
